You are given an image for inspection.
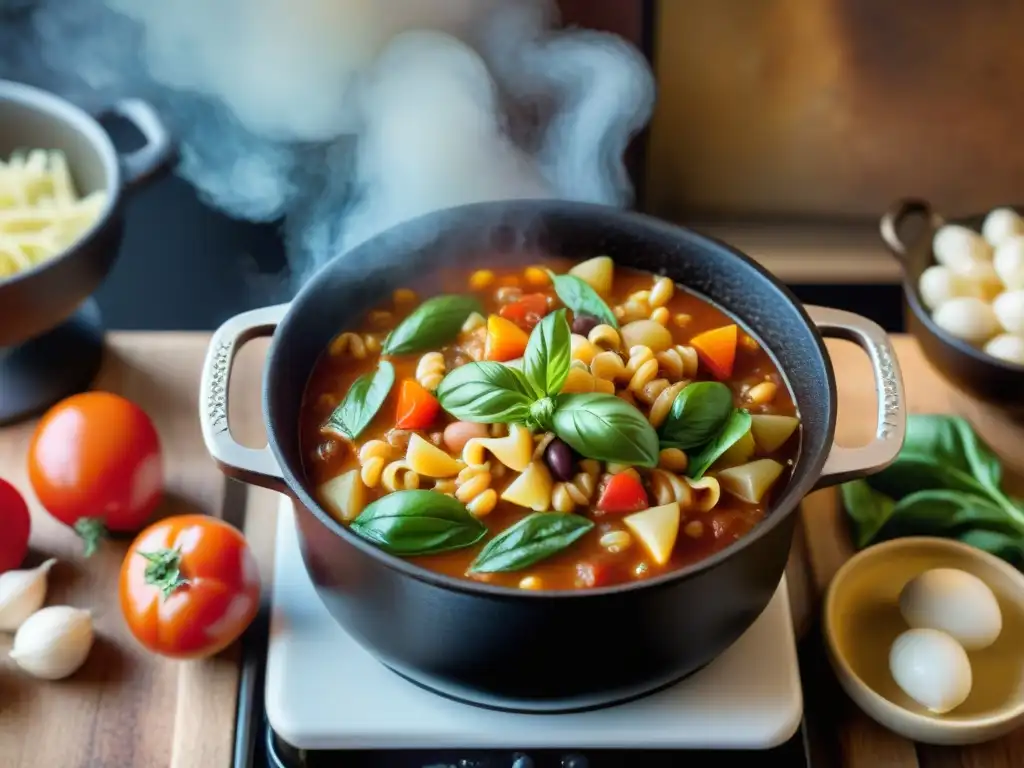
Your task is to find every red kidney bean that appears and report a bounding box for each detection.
[544,438,576,481]
[570,313,600,337]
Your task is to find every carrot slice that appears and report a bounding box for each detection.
[484,315,530,362]
[396,379,441,429]
[499,293,550,329]
[690,324,738,380]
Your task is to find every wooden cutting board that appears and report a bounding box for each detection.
[1,332,1021,767]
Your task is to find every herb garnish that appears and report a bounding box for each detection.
[552,393,660,467]
[658,381,734,449]
[323,361,395,440]
[383,295,483,355]
[469,512,594,573]
[546,271,618,328]
[684,408,751,479]
[350,490,487,556]
[842,415,1024,567]
[523,309,571,399]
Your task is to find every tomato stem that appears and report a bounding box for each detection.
[139,548,190,600]
[73,518,108,558]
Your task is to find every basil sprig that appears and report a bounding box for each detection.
[552,393,660,467]
[546,271,618,328]
[323,361,395,440]
[686,409,752,479]
[436,361,535,423]
[523,309,571,398]
[658,382,734,449]
[469,512,594,573]
[350,490,487,556]
[383,295,482,355]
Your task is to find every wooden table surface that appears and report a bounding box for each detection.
[0,331,1021,767]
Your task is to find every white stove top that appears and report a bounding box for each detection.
[265,500,803,752]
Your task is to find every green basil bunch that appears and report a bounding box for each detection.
[436,310,659,467]
[657,380,751,479]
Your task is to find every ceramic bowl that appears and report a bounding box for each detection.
[880,198,1024,416]
[825,537,1024,745]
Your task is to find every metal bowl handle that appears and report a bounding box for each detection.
[199,305,290,494]
[807,306,907,489]
[879,197,944,260]
[98,99,176,189]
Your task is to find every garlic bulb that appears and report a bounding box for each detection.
[10,605,94,680]
[0,558,56,632]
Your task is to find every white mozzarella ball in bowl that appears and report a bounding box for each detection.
[982,208,1024,247]
[933,225,993,271]
[890,628,972,714]
[994,237,1024,291]
[984,333,1024,365]
[953,260,1004,301]
[993,290,1024,335]
[899,568,1003,650]
[932,297,1001,344]
[918,266,983,310]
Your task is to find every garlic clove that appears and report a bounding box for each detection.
[0,558,57,632]
[10,605,94,680]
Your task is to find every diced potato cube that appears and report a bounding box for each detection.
[569,256,614,295]
[623,502,680,566]
[620,320,673,353]
[717,429,755,467]
[749,415,800,453]
[318,469,368,523]
[406,433,463,477]
[501,461,554,511]
[717,459,785,504]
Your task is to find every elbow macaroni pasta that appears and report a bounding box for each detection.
[648,470,721,512]
[415,352,446,391]
[381,460,421,492]
[358,440,394,488]
[551,459,602,513]
[455,464,498,517]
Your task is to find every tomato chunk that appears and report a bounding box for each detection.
[499,293,550,329]
[484,315,530,362]
[595,472,649,515]
[395,380,441,429]
[690,324,738,380]
[576,560,618,588]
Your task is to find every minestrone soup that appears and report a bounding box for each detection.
[301,256,801,590]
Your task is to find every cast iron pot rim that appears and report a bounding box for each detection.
[265,200,837,600]
[0,79,120,290]
[892,200,1024,374]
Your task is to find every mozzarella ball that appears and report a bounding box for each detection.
[982,208,1024,247]
[953,259,1004,301]
[993,290,1024,335]
[899,568,1002,650]
[890,629,972,714]
[984,334,1024,365]
[995,237,1024,291]
[933,297,1001,343]
[918,266,982,310]
[933,225,993,271]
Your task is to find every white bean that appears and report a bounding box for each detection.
[984,334,1024,365]
[982,208,1024,247]
[995,237,1024,291]
[993,290,1024,335]
[918,266,980,310]
[932,297,1000,344]
[933,225,993,271]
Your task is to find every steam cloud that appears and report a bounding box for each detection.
[0,0,654,293]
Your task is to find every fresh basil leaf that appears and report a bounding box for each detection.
[686,409,752,479]
[547,271,618,329]
[523,309,571,398]
[658,381,734,449]
[382,295,483,355]
[868,453,998,504]
[436,361,535,423]
[469,512,594,573]
[956,529,1024,569]
[882,489,1020,537]
[323,361,395,440]
[551,393,659,467]
[841,480,896,549]
[902,415,1003,492]
[350,490,486,556]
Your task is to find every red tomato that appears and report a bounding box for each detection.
[120,515,261,659]
[0,478,31,573]
[499,293,550,329]
[28,392,163,556]
[395,379,440,430]
[595,472,649,515]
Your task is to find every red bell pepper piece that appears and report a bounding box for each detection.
[595,472,649,515]
[499,293,550,329]
[395,379,440,429]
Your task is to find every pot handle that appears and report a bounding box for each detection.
[806,305,907,489]
[879,197,944,260]
[99,99,176,189]
[199,304,290,494]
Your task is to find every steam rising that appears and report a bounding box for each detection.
[0,0,654,292]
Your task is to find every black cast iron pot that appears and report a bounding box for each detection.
[200,201,907,713]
